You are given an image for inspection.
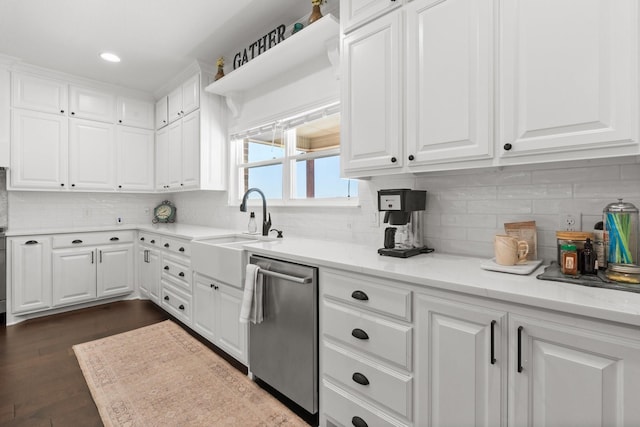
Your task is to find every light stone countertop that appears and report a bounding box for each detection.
[243,237,640,327]
[7,224,640,327]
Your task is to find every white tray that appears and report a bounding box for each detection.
[480,258,544,275]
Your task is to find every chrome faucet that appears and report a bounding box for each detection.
[240,188,271,236]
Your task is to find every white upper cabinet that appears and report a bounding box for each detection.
[68,119,116,190]
[499,0,638,161]
[180,111,201,189]
[12,73,68,115]
[168,74,199,124]
[155,127,169,190]
[116,126,155,191]
[10,109,68,189]
[405,0,493,167]
[116,97,154,129]
[0,66,10,167]
[155,96,168,129]
[341,0,403,33]
[69,85,116,122]
[341,10,403,174]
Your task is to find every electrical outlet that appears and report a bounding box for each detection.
[559,212,581,231]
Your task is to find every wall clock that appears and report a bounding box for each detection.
[152,200,176,224]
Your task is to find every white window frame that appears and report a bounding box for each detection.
[228,103,359,207]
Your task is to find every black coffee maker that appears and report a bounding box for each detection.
[378,189,433,258]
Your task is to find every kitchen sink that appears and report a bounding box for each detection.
[191,235,266,288]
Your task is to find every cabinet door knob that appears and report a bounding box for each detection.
[352,372,370,386]
[351,416,369,427]
[408,154,415,161]
[118,185,122,188]
[71,111,75,115]
[178,272,185,277]
[179,247,185,252]
[60,183,65,187]
[140,237,145,241]
[351,328,369,340]
[351,290,369,301]
[150,239,155,244]
[164,266,169,270]
[178,304,185,310]
[60,109,65,114]
[164,295,169,301]
[390,157,397,163]
[164,243,170,248]
[71,183,75,187]
[118,119,122,123]
[504,143,513,151]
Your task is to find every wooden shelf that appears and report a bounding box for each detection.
[204,14,339,117]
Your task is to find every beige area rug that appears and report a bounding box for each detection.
[73,320,307,427]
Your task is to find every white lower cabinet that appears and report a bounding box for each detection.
[509,313,640,427]
[320,268,640,427]
[415,294,507,427]
[9,236,52,314]
[193,273,247,364]
[10,232,134,316]
[138,244,161,303]
[52,247,97,306]
[320,269,413,427]
[52,239,134,308]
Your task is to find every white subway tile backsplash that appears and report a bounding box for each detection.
[467,199,531,214]
[498,184,572,200]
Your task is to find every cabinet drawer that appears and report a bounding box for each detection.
[322,380,408,427]
[162,256,191,292]
[323,300,412,370]
[52,230,134,248]
[138,232,160,247]
[161,236,191,257]
[322,270,412,321]
[323,342,412,418]
[161,281,191,323]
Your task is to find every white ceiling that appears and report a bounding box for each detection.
[0,0,311,94]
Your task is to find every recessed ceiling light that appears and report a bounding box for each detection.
[100,52,121,63]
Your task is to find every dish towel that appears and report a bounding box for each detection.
[239,264,264,324]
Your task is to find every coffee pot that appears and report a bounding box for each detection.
[377,189,433,258]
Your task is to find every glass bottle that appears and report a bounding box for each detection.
[248,212,257,234]
[580,238,597,275]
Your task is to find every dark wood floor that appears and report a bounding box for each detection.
[0,300,170,427]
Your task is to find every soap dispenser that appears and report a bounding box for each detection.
[248,212,257,234]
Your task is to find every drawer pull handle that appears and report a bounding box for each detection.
[164,243,170,248]
[72,239,83,244]
[110,237,119,241]
[25,240,38,245]
[164,295,169,301]
[140,237,145,241]
[178,272,185,277]
[179,247,185,252]
[352,372,369,386]
[150,239,155,244]
[351,290,369,301]
[490,320,497,365]
[164,266,169,270]
[351,328,369,340]
[351,416,368,427]
[517,326,524,373]
[178,304,185,310]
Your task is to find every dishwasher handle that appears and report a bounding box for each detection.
[257,268,312,284]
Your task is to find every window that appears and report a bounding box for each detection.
[231,104,358,205]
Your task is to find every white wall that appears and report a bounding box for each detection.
[172,156,640,263]
[7,191,164,231]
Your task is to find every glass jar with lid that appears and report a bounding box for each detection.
[605,263,640,285]
[603,198,639,266]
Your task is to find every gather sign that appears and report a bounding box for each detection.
[233,24,287,70]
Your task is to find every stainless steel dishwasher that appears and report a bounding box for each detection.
[249,254,318,415]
